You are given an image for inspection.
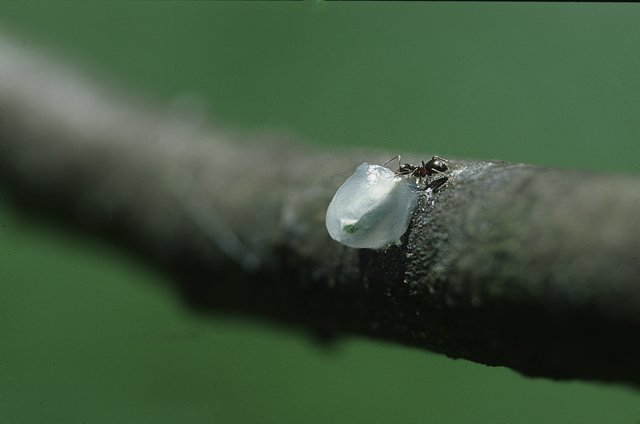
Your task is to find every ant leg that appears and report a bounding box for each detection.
[383,155,401,170]
[426,176,448,192]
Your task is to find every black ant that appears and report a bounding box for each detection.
[383,155,451,192]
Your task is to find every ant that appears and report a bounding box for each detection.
[383,155,451,192]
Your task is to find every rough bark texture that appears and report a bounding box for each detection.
[1,35,640,386]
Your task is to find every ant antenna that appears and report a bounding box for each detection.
[383,155,401,170]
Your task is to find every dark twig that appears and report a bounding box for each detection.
[1,35,640,387]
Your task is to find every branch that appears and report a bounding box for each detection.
[2,34,640,387]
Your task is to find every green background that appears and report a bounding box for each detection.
[1,2,639,423]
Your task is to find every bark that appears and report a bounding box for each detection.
[1,35,640,386]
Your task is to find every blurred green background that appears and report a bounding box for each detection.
[1,2,639,423]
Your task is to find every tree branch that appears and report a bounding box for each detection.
[1,34,640,387]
